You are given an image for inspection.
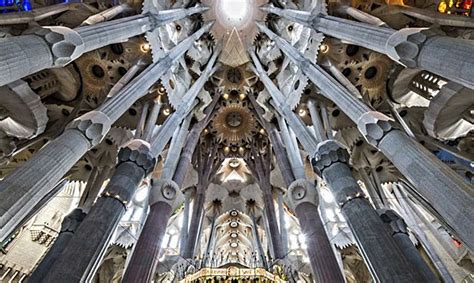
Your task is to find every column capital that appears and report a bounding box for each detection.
[357,111,395,147]
[149,179,184,210]
[311,140,349,175]
[378,208,409,236]
[118,139,156,174]
[285,179,318,211]
[386,28,438,68]
[66,111,111,147]
[30,26,85,67]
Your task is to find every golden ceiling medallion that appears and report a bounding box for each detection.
[210,101,257,146]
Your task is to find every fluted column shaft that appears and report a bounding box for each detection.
[122,180,183,282]
[0,3,75,25]
[297,203,343,282]
[182,189,206,259]
[0,35,53,87]
[261,183,285,260]
[124,202,172,281]
[277,117,305,179]
[307,99,326,142]
[0,129,90,242]
[268,129,295,186]
[203,213,217,266]
[393,184,454,282]
[286,180,345,282]
[179,190,192,254]
[42,141,155,282]
[277,192,288,255]
[313,141,424,282]
[0,16,148,86]
[378,209,438,282]
[0,6,208,87]
[375,129,474,249]
[250,211,268,268]
[29,208,86,282]
[81,4,132,26]
[76,15,151,53]
[161,116,191,179]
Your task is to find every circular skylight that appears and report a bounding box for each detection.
[216,0,253,29]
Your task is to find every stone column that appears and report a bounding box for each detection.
[0,6,208,87]
[179,187,193,255]
[312,140,424,282]
[277,117,306,179]
[335,5,387,27]
[261,6,474,89]
[0,3,75,25]
[41,140,156,282]
[203,212,218,266]
[149,48,220,156]
[108,59,145,98]
[249,208,268,268]
[142,100,162,141]
[286,179,345,282]
[0,112,108,243]
[248,92,296,187]
[0,24,211,243]
[261,179,285,260]
[357,112,474,250]
[171,90,221,186]
[122,179,183,282]
[249,50,318,153]
[393,184,454,282]
[276,190,288,255]
[307,99,327,142]
[160,116,192,179]
[256,24,474,250]
[81,3,133,26]
[29,208,86,282]
[378,209,438,282]
[182,185,207,259]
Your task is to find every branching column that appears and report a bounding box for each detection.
[261,6,474,90]
[245,141,285,261]
[123,51,220,280]
[250,50,425,281]
[0,6,208,86]
[181,141,222,259]
[312,141,424,282]
[256,24,474,250]
[0,24,211,243]
[123,50,219,282]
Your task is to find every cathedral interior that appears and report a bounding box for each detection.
[0,0,473,282]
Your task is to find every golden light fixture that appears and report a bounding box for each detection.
[320,44,329,54]
[298,108,306,117]
[140,43,150,53]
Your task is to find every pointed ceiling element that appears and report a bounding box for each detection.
[220,28,249,67]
